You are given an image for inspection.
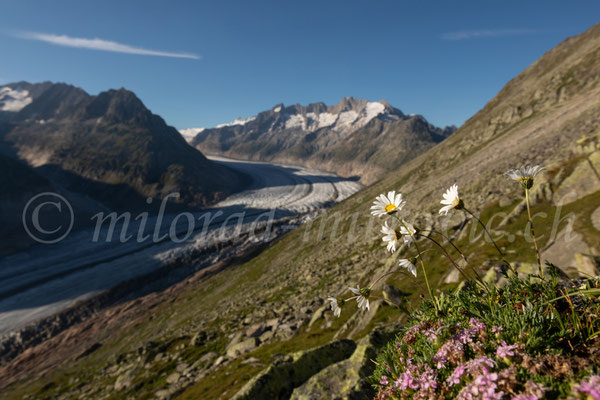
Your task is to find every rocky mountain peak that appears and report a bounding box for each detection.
[85,88,149,123]
[190,97,450,183]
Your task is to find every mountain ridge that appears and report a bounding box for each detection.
[0,81,249,254]
[187,97,455,184]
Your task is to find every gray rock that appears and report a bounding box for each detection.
[498,196,512,208]
[232,339,357,400]
[307,305,327,329]
[266,318,280,328]
[166,372,181,384]
[114,371,135,391]
[213,356,227,367]
[245,323,266,338]
[259,330,274,343]
[199,351,217,363]
[226,337,260,358]
[290,325,400,400]
[227,331,244,348]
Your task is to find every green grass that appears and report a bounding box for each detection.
[372,271,600,399]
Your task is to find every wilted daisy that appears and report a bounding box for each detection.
[370,191,406,217]
[399,220,417,246]
[399,258,417,277]
[326,297,344,317]
[349,285,370,311]
[439,184,464,215]
[505,165,546,189]
[381,221,401,253]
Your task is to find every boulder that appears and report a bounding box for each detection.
[245,323,266,338]
[290,326,399,400]
[166,372,181,384]
[113,370,135,391]
[232,339,357,400]
[226,337,260,358]
[553,157,600,206]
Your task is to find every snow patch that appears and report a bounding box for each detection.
[273,105,282,112]
[179,127,205,142]
[334,110,359,130]
[284,113,305,130]
[316,112,337,129]
[304,112,337,130]
[216,116,256,128]
[0,87,32,112]
[364,101,385,121]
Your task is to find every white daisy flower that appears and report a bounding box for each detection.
[439,184,464,215]
[399,258,417,277]
[326,296,344,317]
[505,165,546,189]
[399,220,417,246]
[381,221,401,253]
[349,285,370,311]
[370,191,406,217]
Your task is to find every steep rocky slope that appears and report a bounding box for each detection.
[189,97,455,184]
[0,82,248,254]
[0,82,246,211]
[1,24,600,400]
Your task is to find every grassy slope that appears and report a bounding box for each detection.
[2,24,600,400]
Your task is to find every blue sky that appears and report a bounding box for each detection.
[0,1,598,130]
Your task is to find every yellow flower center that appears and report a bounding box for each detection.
[518,177,533,189]
[385,203,397,213]
[452,198,460,208]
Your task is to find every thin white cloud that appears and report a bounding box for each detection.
[13,31,200,59]
[442,29,537,41]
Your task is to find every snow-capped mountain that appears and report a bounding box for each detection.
[179,127,205,142]
[188,97,456,183]
[0,81,246,211]
[0,87,33,112]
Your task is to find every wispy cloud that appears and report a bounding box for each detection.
[13,31,200,59]
[441,29,537,41]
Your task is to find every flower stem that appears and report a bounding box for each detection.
[414,238,437,311]
[426,229,483,282]
[369,271,399,289]
[525,187,543,276]
[464,207,504,257]
[417,233,479,286]
[395,217,437,311]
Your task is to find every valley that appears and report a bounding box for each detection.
[0,157,361,338]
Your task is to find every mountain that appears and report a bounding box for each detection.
[0,82,248,255]
[187,97,455,183]
[0,82,247,211]
[2,24,600,400]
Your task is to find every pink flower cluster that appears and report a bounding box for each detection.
[456,367,503,400]
[375,318,598,399]
[392,359,438,398]
[572,375,600,400]
[496,340,517,359]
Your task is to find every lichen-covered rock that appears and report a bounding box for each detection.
[553,156,600,205]
[290,325,399,400]
[231,339,357,400]
[541,228,597,276]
